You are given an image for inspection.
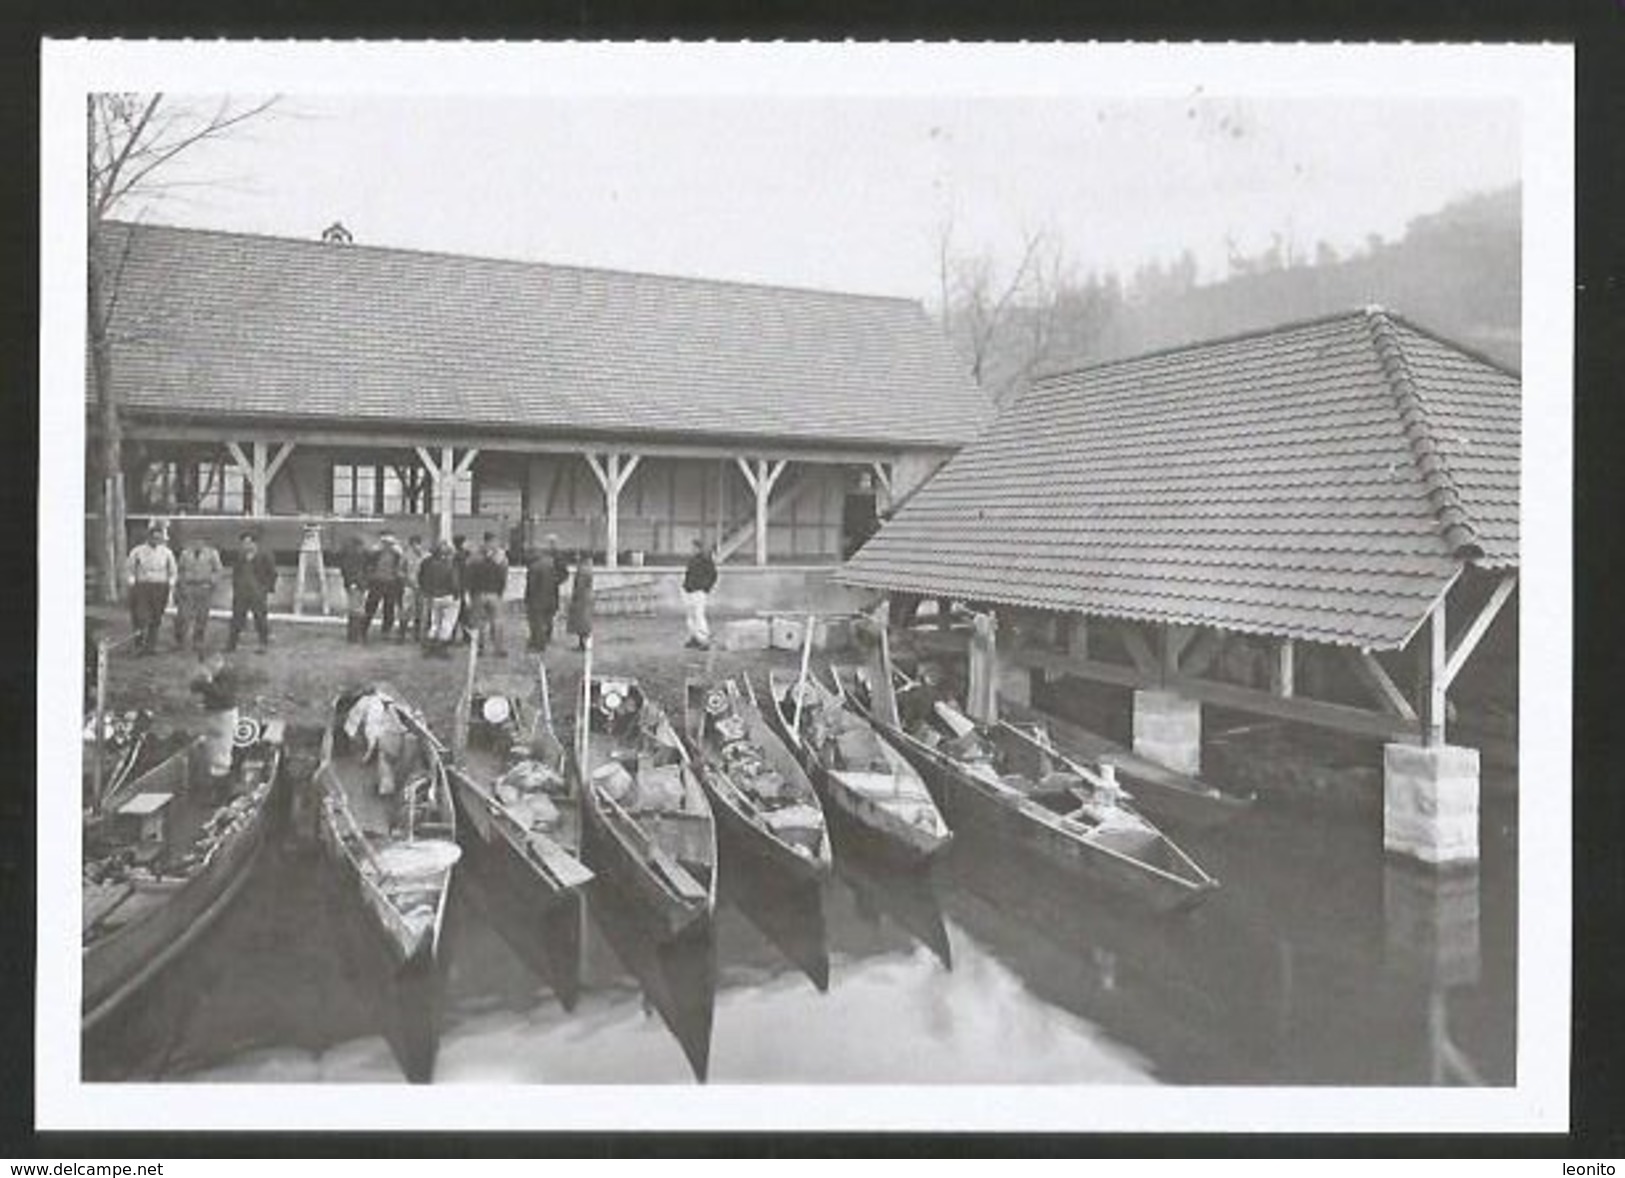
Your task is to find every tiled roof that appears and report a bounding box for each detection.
[838,308,1520,649]
[94,222,987,450]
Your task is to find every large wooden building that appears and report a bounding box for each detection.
[839,308,1520,864]
[89,221,987,601]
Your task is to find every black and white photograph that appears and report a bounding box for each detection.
[38,40,1573,1133]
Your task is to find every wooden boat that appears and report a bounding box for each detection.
[83,715,286,1031]
[832,658,1218,914]
[999,697,1255,830]
[313,687,462,980]
[577,671,717,940]
[683,676,832,884]
[447,652,593,906]
[766,667,951,863]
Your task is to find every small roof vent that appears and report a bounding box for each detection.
[320,221,353,245]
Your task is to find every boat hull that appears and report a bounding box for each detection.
[1000,699,1255,830]
[698,769,832,886]
[447,765,590,908]
[810,762,952,864]
[82,769,279,1031]
[882,722,1214,914]
[581,781,714,941]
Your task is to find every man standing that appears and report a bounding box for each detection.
[417,539,460,658]
[190,652,239,795]
[451,534,472,643]
[399,534,426,642]
[468,531,509,657]
[226,530,277,653]
[362,529,405,643]
[173,529,223,656]
[338,534,370,644]
[682,537,718,650]
[524,534,568,653]
[125,523,176,656]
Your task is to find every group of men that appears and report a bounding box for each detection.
[124,522,278,656]
[121,521,722,659]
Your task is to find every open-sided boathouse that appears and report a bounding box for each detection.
[838,308,1520,864]
[88,221,987,610]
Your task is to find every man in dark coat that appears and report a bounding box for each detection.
[226,530,277,653]
[361,530,405,644]
[338,534,370,644]
[466,531,510,657]
[681,537,718,649]
[524,534,569,653]
[417,538,460,658]
[566,552,594,652]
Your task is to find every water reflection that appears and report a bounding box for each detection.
[83,783,1516,1088]
[583,876,717,1082]
[718,854,830,994]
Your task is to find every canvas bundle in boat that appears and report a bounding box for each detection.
[763,802,823,848]
[592,760,636,803]
[631,763,686,812]
[375,840,461,878]
[834,727,889,773]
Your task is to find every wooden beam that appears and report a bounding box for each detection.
[1346,648,1418,722]
[438,445,455,543]
[1065,615,1089,660]
[870,461,894,501]
[603,453,622,567]
[1419,601,1448,747]
[126,420,911,467]
[1118,623,1158,677]
[224,440,253,485]
[454,447,480,479]
[1181,629,1224,678]
[583,452,610,491]
[264,441,296,486]
[1270,638,1296,698]
[413,445,439,480]
[1440,573,1517,691]
[1016,645,1419,742]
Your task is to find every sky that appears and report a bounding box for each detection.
[122,91,1520,304]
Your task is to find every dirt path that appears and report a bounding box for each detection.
[91,607,811,744]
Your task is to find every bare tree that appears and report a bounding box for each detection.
[938,222,1086,408]
[87,93,278,603]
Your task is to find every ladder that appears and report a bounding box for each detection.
[293,523,334,615]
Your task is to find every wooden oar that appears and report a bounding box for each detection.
[452,629,480,762]
[791,611,816,742]
[577,635,593,775]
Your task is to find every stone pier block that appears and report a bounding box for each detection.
[720,618,771,652]
[1383,742,1480,866]
[1132,689,1201,776]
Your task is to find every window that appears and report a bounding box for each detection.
[331,461,466,516]
[331,464,378,516]
[132,458,248,515]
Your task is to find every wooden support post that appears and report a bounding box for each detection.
[584,452,642,568]
[1181,629,1224,679]
[1347,648,1419,722]
[415,444,480,545]
[1118,623,1158,677]
[1270,638,1296,698]
[870,461,894,510]
[224,441,254,514]
[1418,601,1448,747]
[1066,615,1089,659]
[1440,573,1517,691]
[1162,624,1194,682]
[735,457,787,567]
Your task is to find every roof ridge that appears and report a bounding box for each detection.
[1028,308,1371,384]
[1363,305,1482,559]
[99,218,927,309]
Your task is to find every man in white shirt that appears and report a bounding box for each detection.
[125,523,177,656]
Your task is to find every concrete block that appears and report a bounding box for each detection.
[1132,689,1201,776]
[1383,742,1480,866]
[812,618,853,652]
[721,618,771,652]
[770,616,807,651]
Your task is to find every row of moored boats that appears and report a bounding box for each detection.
[81,615,1247,1063]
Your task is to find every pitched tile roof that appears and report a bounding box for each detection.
[838,308,1520,649]
[95,221,988,450]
